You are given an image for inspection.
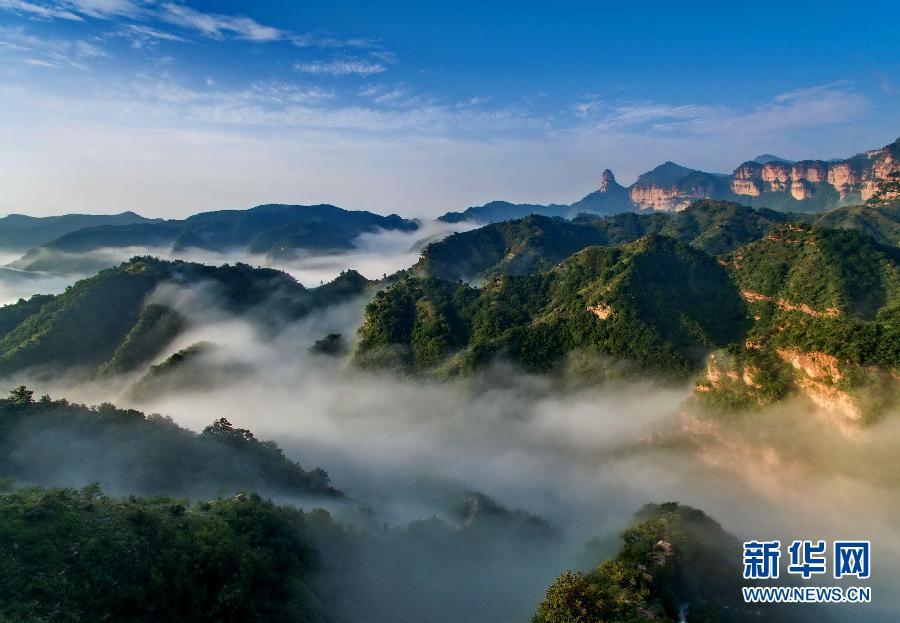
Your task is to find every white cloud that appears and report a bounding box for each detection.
[291,33,374,50]
[64,0,141,17]
[0,70,889,220]
[122,23,186,45]
[0,0,390,67]
[457,96,490,108]
[0,0,83,20]
[23,56,59,67]
[357,83,434,108]
[159,2,285,41]
[241,81,333,104]
[586,82,867,138]
[295,59,386,77]
[0,26,107,69]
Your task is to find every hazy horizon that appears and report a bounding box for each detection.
[1,1,898,219]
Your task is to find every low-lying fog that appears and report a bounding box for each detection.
[1,245,898,622]
[0,220,472,305]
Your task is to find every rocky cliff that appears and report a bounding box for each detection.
[438,137,899,223]
[732,140,898,204]
[588,137,900,213]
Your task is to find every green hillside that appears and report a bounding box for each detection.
[417,201,793,281]
[0,486,337,623]
[534,502,829,623]
[360,236,747,376]
[0,211,158,251]
[0,389,339,498]
[698,224,900,419]
[0,388,566,623]
[414,214,615,281]
[812,202,900,246]
[0,259,370,379]
[438,200,571,224]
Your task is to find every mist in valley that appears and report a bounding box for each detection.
[0,219,473,307]
[1,245,898,623]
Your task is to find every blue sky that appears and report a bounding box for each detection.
[0,0,898,217]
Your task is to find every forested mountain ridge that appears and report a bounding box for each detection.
[359,235,748,376]
[417,201,797,281]
[419,197,900,283]
[367,197,900,424]
[0,211,158,251]
[696,224,900,422]
[0,486,340,623]
[0,389,340,498]
[10,203,419,272]
[0,257,370,379]
[534,502,830,623]
[0,388,565,623]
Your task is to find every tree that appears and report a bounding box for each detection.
[867,171,900,206]
[201,417,256,445]
[8,386,33,407]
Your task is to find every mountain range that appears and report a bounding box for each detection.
[1,142,898,623]
[8,203,419,273]
[0,258,370,380]
[0,211,159,251]
[2,195,899,427]
[440,137,900,223]
[364,193,900,426]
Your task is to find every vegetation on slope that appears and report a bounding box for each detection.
[813,201,900,246]
[361,236,747,377]
[13,204,419,271]
[0,259,370,379]
[0,384,563,623]
[0,211,157,251]
[534,502,828,623]
[417,201,795,281]
[726,224,900,362]
[698,224,900,419]
[0,388,339,498]
[0,485,337,623]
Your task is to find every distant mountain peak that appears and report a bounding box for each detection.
[436,137,900,222]
[753,154,794,164]
[635,161,698,186]
[599,169,619,192]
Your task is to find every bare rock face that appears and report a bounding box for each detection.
[826,162,860,198]
[731,162,762,196]
[731,178,761,196]
[599,169,617,192]
[733,161,761,181]
[761,162,792,191]
[629,185,707,211]
[724,139,899,205]
[590,137,899,214]
[791,160,827,183]
[790,179,812,200]
[864,144,899,200]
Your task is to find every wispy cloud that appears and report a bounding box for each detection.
[0,0,83,20]
[23,56,60,67]
[0,25,107,69]
[159,2,284,41]
[583,82,868,137]
[64,0,142,18]
[295,59,386,77]
[121,23,185,46]
[456,96,491,108]
[0,0,379,52]
[357,83,433,108]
